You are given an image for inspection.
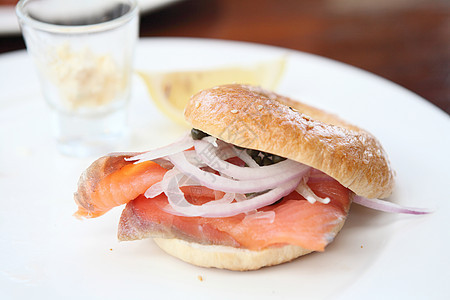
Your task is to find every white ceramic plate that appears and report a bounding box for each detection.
[0,38,448,299]
[0,0,182,35]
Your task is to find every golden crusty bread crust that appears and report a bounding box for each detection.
[154,238,313,271]
[184,84,394,199]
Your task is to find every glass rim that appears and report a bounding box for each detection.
[16,0,139,34]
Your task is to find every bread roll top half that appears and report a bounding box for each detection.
[184,84,394,199]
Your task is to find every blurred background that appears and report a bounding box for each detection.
[1,0,449,113]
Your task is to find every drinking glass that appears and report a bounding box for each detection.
[16,0,139,157]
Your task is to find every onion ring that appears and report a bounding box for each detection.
[353,195,432,215]
[126,132,194,164]
[162,169,301,217]
[295,176,330,204]
[167,151,309,194]
[194,139,308,180]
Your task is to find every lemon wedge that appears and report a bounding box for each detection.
[137,56,287,125]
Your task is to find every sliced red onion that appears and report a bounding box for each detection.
[183,150,206,167]
[203,138,255,166]
[160,189,237,217]
[162,171,301,217]
[193,139,309,180]
[184,149,237,168]
[159,168,235,213]
[203,136,218,147]
[167,151,309,194]
[202,137,259,168]
[129,132,432,217]
[295,176,330,204]
[125,132,194,164]
[152,158,174,169]
[106,151,142,157]
[145,182,163,198]
[237,150,260,168]
[145,168,201,198]
[353,195,432,215]
[203,191,236,205]
[235,193,248,202]
[203,138,260,168]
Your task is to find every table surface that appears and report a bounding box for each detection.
[1,0,449,114]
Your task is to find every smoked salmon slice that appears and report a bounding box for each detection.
[74,153,168,218]
[74,153,352,252]
[118,176,351,252]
